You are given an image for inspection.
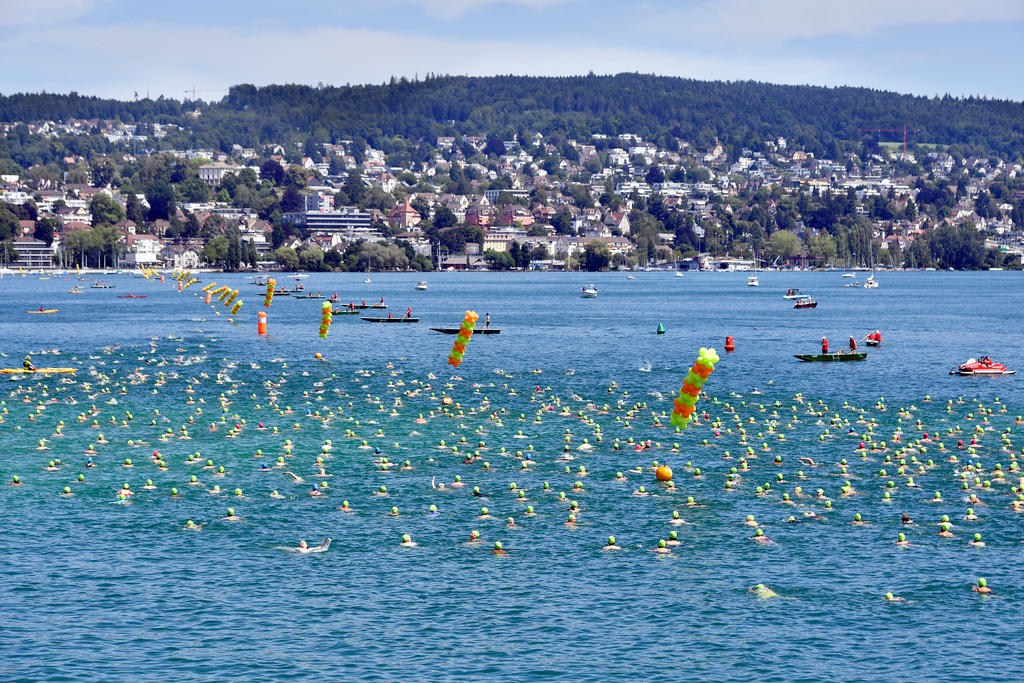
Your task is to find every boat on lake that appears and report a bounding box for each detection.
[580,284,598,298]
[795,352,867,362]
[360,316,419,323]
[783,288,809,300]
[950,357,1015,376]
[793,298,818,309]
[430,327,500,335]
[415,281,428,290]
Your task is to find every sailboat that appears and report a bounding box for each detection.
[747,252,759,287]
[864,244,878,288]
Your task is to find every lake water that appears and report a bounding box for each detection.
[1,270,1021,682]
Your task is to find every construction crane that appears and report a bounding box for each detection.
[857,126,919,155]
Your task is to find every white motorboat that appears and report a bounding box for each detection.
[579,284,598,298]
[415,281,428,291]
[747,274,759,287]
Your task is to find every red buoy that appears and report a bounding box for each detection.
[724,336,735,352]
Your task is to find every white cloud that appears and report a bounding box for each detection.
[0,0,99,26]
[667,0,1024,43]
[402,0,580,19]
[0,22,841,99]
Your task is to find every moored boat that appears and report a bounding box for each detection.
[430,327,501,334]
[795,352,867,362]
[950,357,1015,376]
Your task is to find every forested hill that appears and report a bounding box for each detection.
[4,74,1024,158]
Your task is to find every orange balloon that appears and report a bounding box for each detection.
[655,465,673,481]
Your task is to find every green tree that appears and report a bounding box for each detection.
[274,246,299,270]
[769,229,802,262]
[125,191,146,225]
[298,245,326,271]
[89,193,125,226]
[202,235,229,267]
[434,204,457,228]
[343,170,365,205]
[583,239,611,271]
[551,207,573,235]
[90,157,116,187]
[483,249,514,270]
[34,215,58,246]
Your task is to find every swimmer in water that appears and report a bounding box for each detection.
[751,528,772,543]
[972,578,992,595]
[603,536,621,550]
[290,538,331,553]
[400,534,417,547]
[650,539,671,554]
[749,584,780,598]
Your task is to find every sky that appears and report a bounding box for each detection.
[2,0,1023,102]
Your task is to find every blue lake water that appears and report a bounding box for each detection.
[1,270,1022,681]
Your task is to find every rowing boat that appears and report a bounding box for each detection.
[332,309,362,315]
[0,368,77,374]
[430,327,501,335]
[360,317,419,323]
[794,353,867,362]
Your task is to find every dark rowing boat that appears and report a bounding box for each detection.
[360,317,419,323]
[794,352,867,362]
[350,303,388,309]
[333,309,361,315]
[430,327,501,334]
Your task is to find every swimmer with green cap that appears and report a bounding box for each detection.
[969,533,985,547]
[603,536,621,551]
[883,592,905,602]
[749,584,780,598]
[751,528,772,543]
[972,578,992,595]
[224,508,240,521]
[650,539,670,554]
[400,534,417,547]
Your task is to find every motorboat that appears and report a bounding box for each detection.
[415,281,428,290]
[864,275,878,289]
[950,357,1015,376]
[674,272,684,278]
[793,298,818,309]
[364,277,372,283]
[746,274,759,287]
[626,275,635,280]
[579,284,598,298]
[844,281,861,288]
[842,273,855,278]
[783,288,809,300]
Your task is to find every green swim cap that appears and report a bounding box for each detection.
[978,578,987,587]
[898,532,905,541]
[974,533,981,541]
[402,534,411,543]
[171,488,178,495]
[227,508,235,516]
[669,531,677,540]
[63,486,71,494]
[658,539,666,548]
[234,488,242,496]
[608,536,616,545]
[885,592,894,600]
[429,504,437,513]
[391,506,398,514]
[494,541,502,550]
[481,507,488,515]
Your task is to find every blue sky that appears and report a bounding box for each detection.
[2,0,1022,101]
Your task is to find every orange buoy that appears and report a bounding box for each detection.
[257,311,267,335]
[441,396,453,407]
[724,336,735,352]
[655,465,673,481]
[204,292,212,304]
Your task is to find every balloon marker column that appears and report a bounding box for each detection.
[318,302,333,339]
[670,347,720,430]
[447,311,479,367]
[264,279,276,307]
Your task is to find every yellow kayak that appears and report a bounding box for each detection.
[28,309,58,314]
[0,368,77,374]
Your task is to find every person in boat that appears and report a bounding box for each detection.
[23,355,36,372]
[485,313,490,329]
[871,330,881,343]
[849,336,858,352]
[405,307,412,319]
[380,297,384,305]
[979,356,991,366]
[821,337,829,354]
[39,306,45,312]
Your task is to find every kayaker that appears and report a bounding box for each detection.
[821,337,829,354]
[849,336,857,352]
[23,355,36,372]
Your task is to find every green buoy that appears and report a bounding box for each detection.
[657,323,665,335]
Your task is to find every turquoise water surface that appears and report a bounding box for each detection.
[1,271,1021,682]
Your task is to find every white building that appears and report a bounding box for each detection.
[121,234,163,266]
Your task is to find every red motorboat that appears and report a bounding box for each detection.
[793,298,818,309]
[950,357,1015,376]
[118,294,147,299]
